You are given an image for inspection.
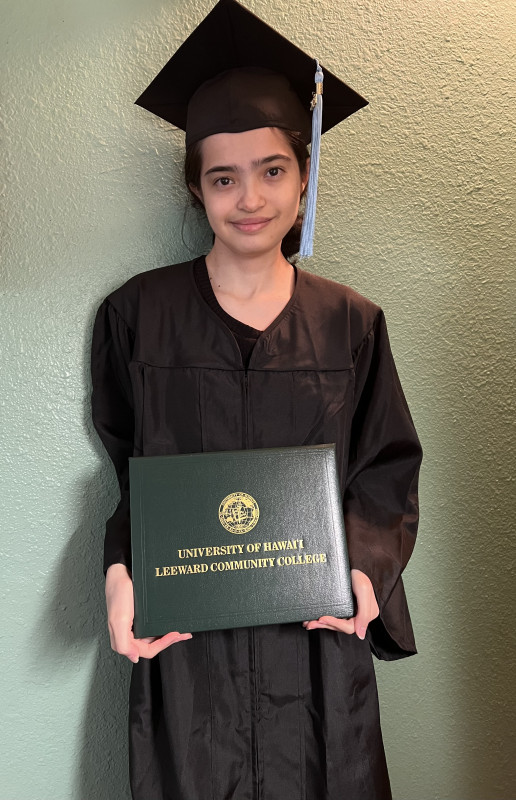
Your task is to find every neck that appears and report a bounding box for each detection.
[205,240,291,299]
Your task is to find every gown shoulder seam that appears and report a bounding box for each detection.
[351,307,383,364]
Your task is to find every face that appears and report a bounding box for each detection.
[193,127,308,258]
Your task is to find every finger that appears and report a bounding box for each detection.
[137,632,192,660]
[138,634,191,644]
[304,618,337,630]
[317,615,356,634]
[304,617,355,634]
[139,633,192,659]
[303,618,330,629]
[138,631,192,643]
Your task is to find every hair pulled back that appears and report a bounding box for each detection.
[184,129,309,260]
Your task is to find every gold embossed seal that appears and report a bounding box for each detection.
[219,492,260,534]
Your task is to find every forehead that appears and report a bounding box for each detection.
[199,127,294,167]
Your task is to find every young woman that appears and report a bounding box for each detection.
[91,2,422,798]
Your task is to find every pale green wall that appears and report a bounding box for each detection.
[1,0,514,798]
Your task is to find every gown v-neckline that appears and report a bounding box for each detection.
[191,256,300,368]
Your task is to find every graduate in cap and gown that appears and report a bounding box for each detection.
[91,1,422,797]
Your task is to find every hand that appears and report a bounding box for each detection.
[105,563,192,663]
[302,568,379,640]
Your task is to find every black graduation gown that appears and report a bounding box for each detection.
[91,258,422,800]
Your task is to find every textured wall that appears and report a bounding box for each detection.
[1,0,514,798]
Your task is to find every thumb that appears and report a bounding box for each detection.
[351,569,375,640]
[355,595,371,640]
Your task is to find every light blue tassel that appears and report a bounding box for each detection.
[299,60,324,259]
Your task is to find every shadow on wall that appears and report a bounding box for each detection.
[26,238,213,798]
[32,295,134,800]
[32,464,132,800]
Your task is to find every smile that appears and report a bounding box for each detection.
[230,218,273,233]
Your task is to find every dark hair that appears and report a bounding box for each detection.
[184,129,309,259]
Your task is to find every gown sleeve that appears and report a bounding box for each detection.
[91,299,136,574]
[344,309,422,660]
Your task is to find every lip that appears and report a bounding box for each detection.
[230,217,273,233]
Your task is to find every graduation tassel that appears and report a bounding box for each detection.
[299,60,324,259]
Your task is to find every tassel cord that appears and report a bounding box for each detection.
[299,60,324,258]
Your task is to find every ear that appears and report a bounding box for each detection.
[189,183,204,206]
[301,157,310,196]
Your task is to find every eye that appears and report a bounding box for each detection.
[266,167,282,178]
[214,176,233,187]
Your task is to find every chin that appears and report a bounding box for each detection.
[231,238,281,258]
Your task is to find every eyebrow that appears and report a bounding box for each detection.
[203,153,292,177]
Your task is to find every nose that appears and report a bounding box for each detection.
[237,176,265,212]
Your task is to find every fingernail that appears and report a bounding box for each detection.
[357,626,366,640]
[132,656,139,664]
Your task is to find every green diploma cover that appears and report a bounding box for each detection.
[130,444,353,636]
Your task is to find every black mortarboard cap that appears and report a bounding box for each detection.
[135,0,368,147]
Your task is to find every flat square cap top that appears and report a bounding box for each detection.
[135,0,368,146]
